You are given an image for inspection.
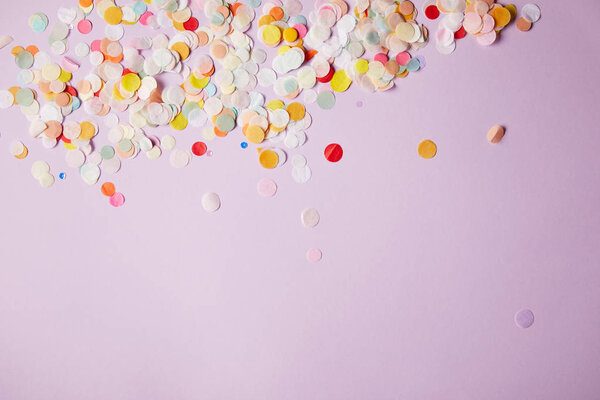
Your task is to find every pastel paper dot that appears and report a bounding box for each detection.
[487,125,505,143]
[306,248,322,262]
[515,309,535,328]
[257,178,277,197]
[301,208,320,228]
[77,19,92,34]
[109,192,125,207]
[202,192,221,212]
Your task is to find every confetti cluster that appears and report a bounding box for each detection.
[0,0,540,261]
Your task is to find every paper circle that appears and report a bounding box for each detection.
[257,178,277,197]
[202,192,221,212]
[515,309,535,328]
[301,208,320,228]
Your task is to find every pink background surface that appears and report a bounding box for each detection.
[1,0,600,399]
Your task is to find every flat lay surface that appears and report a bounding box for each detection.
[1,0,599,399]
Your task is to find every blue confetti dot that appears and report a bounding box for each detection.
[241,142,248,149]
[59,172,66,180]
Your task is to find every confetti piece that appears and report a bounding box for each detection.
[0,35,13,49]
[109,192,125,207]
[306,248,322,262]
[324,143,343,163]
[202,192,221,212]
[418,140,437,159]
[487,125,505,143]
[191,142,207,156]
[301,208,320,228]
[101,182,116,197]
[515,309,535,328]
[257,178,277,197]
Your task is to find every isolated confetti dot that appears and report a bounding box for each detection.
[515,309,535,328]
[306,248,322,262]
[324,143,343,162]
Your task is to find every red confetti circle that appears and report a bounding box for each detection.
[183,17,199,31]
[192,141,207,156]
[425,5,440,20]
[324,143,343,162]
[454,26,467,39]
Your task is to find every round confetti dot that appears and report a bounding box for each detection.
[515,309,535,328]
[241,142,248,149]
[109,192,125,207]
[202,192,221,212]
[77,19,92,34]
[306,248,322,262]
[39,173,54,188]
[324,143,343,162]
[101,182,116,197]
[104,6,123,25]
[487,125,505,143]
[257,178,277,197]
[259,149,279,169]
[246,125,265,144]
[356,101,363,108]
[191,141,207,156]
[516,17,532,32]
[316,90,336,110]
[418,140,437,159]
[330,70,352,92]
[425,5,440,19]
[58,172,66,180]
[301,208,320,228]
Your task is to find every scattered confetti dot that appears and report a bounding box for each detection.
[324,143,343,162]
[101,182,116,197]
[301,208,320,228]
[487,125,505,143]
[306,248,322,262]
[418,140,437,159]
[241,142,248,149]
[58,172,66,180]
[515,309,535,328]
[109,192,125,207]
[257,178,277,197]
[202,192,221,212]
[356,101,363,108]
[191,141,207,156]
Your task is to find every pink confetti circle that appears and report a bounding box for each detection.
[306,248,322,263]
[257,178,277,197]
[77,19,92,34]
[109,192,125,207]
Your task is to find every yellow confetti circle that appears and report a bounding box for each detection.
[104,6,123,25]
[418,140,437,159]
[246,125,265,144]
[283,27,298,42]
[286,102,306,121]
[355,59,369,74]
[330,70,352,92]
[121,73,141,92]
[262,25,282,45]
[259,150,279,169]
[170,113,188,130]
